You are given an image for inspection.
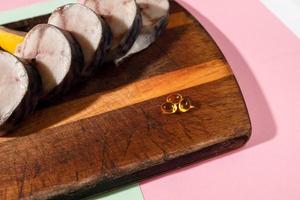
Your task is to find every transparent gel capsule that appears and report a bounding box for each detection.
[179,97,193,112]
[166,93,183,104]
[161,102,177,114]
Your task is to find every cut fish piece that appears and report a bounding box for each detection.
[48,4,112,77]
[116,0,170,64]
[84,0,142,62]
[15,24,83,100]
[0,50,41,135]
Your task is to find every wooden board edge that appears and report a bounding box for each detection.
[0,2,253,199]
[31,133,250,200]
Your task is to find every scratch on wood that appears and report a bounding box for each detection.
[33,160,41,178]
[124,131,133,157]
[140,108,169,161]
[75,171,79,182]
[17,162,27,199]
[180,122,193,140]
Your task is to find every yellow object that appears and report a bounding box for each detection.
[179,97,194,112]
[166,93,183,104]
[162,93,195,114]
[0,27,25,54]
[161,102,178,114]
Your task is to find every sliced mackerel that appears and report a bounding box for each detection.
[0,50,41,135]
[84,0,142,62]
[15,24,83,101]
[117,0,170,63]
[48,3,112,77]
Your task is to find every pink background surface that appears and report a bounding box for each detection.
[1,0,300,199]
[141,0,300,199]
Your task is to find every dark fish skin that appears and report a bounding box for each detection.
[37,25,84,103]
[105,6,142,62]
[81,16,112,77]
[154,15,169,41]
[116,2,170,64]
[50,4,112,78]
[0,58,42,135]
[116,7,142,59]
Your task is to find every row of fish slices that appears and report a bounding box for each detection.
[0,0,170,135]
[16,0,170,101]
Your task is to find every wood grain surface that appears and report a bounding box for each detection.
[0,2,251,199]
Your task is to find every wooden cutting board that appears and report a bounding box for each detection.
[0,2,251,200]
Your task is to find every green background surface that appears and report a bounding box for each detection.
[87,184,144,200]
[0,0,76,24]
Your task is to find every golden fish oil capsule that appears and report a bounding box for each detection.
[179,97,193,112]
[161,102,177,114]
[166,93,183,104]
